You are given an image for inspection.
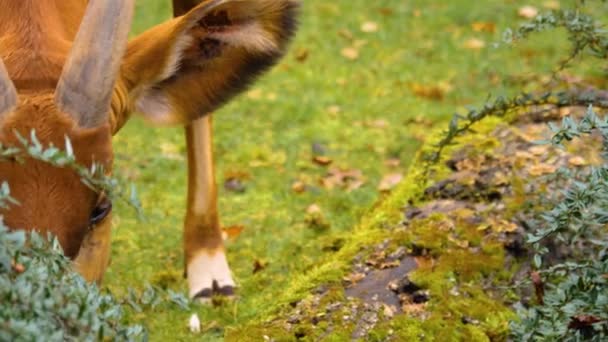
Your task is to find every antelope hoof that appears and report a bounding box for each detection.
[187,250,236,304]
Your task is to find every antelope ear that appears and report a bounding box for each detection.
[122,0,299,125]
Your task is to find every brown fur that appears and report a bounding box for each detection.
[0,0,298,282]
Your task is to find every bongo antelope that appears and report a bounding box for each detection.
[0,0,298,301]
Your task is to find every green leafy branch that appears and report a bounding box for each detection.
[0,130,143,219]
[424,89,608,166]
[504,3,608,72]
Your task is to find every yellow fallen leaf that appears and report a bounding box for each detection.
[569,156,587,167]
[464,38,485,50]
[528,163,557,176]
[341,47,359,60]
[518,6,539,19]
[471,22,496,33]
[361,21,378,33]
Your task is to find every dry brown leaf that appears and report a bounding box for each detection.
[383,304,397,319]
[471,22,496,33]
[294,48,309,62]
[378,173,403,192]
[253,259,267,274]
[379,260,401,269]
[223,225,245,240]
[360,21,379,33]
[463,38,485,50]
[518,5,539,19]
[448,235,470,248]
[313,156,333,166]
[321,167,365,191]
[305,204,330,230]
[411,83,445,101]
[337,29,353,40]
[568,156,587,167]
[306,204,322,215]
[529,145,549,156]
[291,181,306,193]
[528,163,557,176]
[487,218,519,233]
[341,47,359,60]
[343,272,366,285]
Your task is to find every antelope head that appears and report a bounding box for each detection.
[0,0,298,275]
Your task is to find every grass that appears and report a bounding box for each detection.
[103,0,607,340]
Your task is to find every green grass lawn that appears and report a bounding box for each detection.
[103,0,605,340]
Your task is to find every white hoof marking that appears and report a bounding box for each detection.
[187,250,235,300]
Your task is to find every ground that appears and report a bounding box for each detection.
[102,1,605,340]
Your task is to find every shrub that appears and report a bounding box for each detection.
[0,223,145,341]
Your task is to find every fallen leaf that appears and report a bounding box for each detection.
[518,5,539,19]
[379,260,401,269]
[378,173,403,192]
[528,163,557,176]
[341,47,359,60]
[307,204,322,215]
[463,38,486,50]
[411,83,446,101]
[529,145,549,156]
[313,156,333,166]
[294,48,309,62]
[223,225,245,240]
[471,22,496,33]
[321,167,365,191]
[448,235,470,248]
[305,204,330,230]
[383,304,397,319]
[253,259,267,274]
[291,181,306,193]
[488,218,519,233]
[360,21,378,33]
[343,272,366,285]
[337,29,353,40]
[568,156,587,167]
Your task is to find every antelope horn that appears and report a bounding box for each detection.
[0,58,17,118]
[55,0,134,128]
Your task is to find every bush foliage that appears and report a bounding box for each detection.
[0,224,145,341]
[428,0,608,339]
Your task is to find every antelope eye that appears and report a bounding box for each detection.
[90,195,112,226]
